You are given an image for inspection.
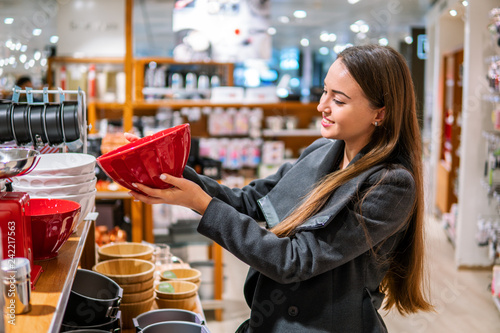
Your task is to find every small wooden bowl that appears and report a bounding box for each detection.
[93,258,155,284]
[160,268,201,285]
[121,287,155,303]
[120,276,155,294]
[155,281,198,300]
[155,295,196,311]
[98,242,154,261]
[120,295,155,329]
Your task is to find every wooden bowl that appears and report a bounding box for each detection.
[155,281,198,300]
[120,276,155,294]
[120,295,155,329]
[154,295,197,311]
[98,242,154,261]
[160,268,201,285]
[121,287,155,303]
[93,258,155,284]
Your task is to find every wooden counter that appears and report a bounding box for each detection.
[5,218,95,333]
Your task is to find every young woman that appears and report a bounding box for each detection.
[127,44,433,332]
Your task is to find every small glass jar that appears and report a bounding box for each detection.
[1,258,31,315]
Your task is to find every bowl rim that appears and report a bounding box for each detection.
[155,280,198,297]
[98,242,155,258]
[33,152,96,171]
[97,123,190,161]
[13,177,97,190]
[29,198,82,216]
[160,268,202,281]
[93,258,155,279]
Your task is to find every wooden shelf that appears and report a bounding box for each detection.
[262,128,320,137]
[5,219,95,333]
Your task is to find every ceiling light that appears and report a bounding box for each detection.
[404,36,413,44]
[34,51,41,61]
[378,38,389,46]
[50,35,59,43]
[19,54,27,63]
[28,59,35,67]
[0,59,4,67]
[267,27,276,35]
[32,28,42,36]
[24,62,30,70]
[359,24,369,33]
[15,42,21,51]
[20,45,27,52]
[4,18,14,24]
[293,10,307,19]
[9,56,15,65]
[348,0,360,4]
[462,1,468,6]
[449,9,457,16]
[319,47,329,55]
[350,24,360,33]
[320,32,330,42]
[278,16,290,24]
[40,58,47,66]
[333,45,345,54]
[5,40,12,48]
[328,33,337,42]
[300,38,310,47]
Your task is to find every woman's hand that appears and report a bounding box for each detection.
[128,173,213,215]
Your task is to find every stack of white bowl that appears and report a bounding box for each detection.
[12,153,97,231]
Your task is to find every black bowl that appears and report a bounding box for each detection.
[60,311,121,332]
[141,321,210,333]
[62,269,122,327]
[133,309,204,332]
[28,104,48,144]
[0,100,13,143]
[11,103,31,145]
[61,101,80,142]
[44,103,64,145]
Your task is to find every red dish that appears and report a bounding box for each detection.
[30,198,81,260]
[96,124,191,195]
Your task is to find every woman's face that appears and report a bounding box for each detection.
[317,58,381,151]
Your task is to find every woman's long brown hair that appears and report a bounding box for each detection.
[271,45,432,314]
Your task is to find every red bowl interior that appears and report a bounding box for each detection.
[30,198,81,260]
[96,123,191,195]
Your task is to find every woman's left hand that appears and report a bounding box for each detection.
[128,173,212,215]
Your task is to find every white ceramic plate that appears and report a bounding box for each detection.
[13,171,96,187]
[12,177,97,196]
[28,153,96,176]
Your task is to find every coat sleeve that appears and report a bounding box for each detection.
[197,167,416,284]
[182,138,331,220]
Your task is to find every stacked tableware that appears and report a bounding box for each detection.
[12,153,97,231]
[93,258,156,329]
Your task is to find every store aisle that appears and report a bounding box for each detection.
[205,215,500,332]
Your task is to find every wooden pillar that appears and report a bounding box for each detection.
[124,0,134,132]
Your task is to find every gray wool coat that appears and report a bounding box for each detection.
[183,138,416,333]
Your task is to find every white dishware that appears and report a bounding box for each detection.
[13,171,95,187]
[12,177,96,196]
[28,153,96,176]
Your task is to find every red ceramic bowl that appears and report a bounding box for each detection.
[30,198,81,260]
[96,124,191,195]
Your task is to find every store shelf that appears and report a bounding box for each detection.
[262,128,321,137]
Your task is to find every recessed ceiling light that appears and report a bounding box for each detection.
[378,38,389,46]
[328,33,337,42]
[4,18,14,24]
[20,45,27,52]
[50,35,59,43]
[320,32,330,42]
[462,1,468,6]
[32,28,42,36]
[267,27,276,35]
[404,36,413,44]
[34,51,41,61]
[300,38,310,47]
[319,47,329,55]
[40,58,47,66]
[348,0,360,4]
[449,9,458,16]
[278,16,290,24]
[350,24,360,33]
[293,10,307,19]
[19,54,27,64]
